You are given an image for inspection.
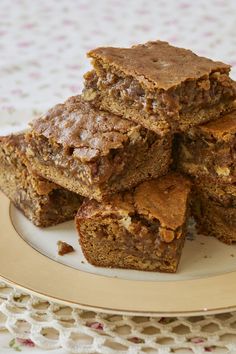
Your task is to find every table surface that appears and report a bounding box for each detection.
[1,0,236,352]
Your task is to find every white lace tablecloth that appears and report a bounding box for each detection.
[1,0,236,352]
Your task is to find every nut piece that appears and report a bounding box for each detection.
[159,228,175,243]
[57,241,75,256]
[215,166,230,176]
[197,79,210,90]
[83,88,97,101]
[120,215,132,229]
[127,127,141,143]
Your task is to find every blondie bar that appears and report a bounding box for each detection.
[76,173,191,273]
[0,133,83,227]
[192,178,236,244]
[84,40,236,134]
[26,95,172,201]
[177,109,236,183]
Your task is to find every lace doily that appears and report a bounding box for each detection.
[1,281,236,353]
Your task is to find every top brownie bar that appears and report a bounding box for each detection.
[25,95,172,201]
[84,40,236,134]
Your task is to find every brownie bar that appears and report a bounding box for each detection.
[192,178,236,244]
[177,109,236,183]
[0,133,84,227]
[25,95,172,201]
[76,173,191,273]
[83,40,236,135]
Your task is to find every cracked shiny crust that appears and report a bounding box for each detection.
[30,95,143,162]
[26,95,172,201]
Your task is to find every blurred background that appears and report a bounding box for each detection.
[1,0,236,133]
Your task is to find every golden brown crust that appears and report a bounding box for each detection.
[134,174,191,231]
[88,40,230,90]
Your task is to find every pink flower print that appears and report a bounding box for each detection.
[62,19,75,26]
[78,3,89,10]
[167,36,178,43]
[9,338,35,351]
[67,64,81,70]
[55,35,67,41]
[163,19,179,26]
[103,15,115,22]
[11,89,23,95]
[179,3,191,9]
[18,41,33,48]
[3,105,15,114]
[203,16,216,22]
[68,85,81,93]
[204,31,214,37]
[135,9,149,16]
[135,25,151,32]
[22,23,36,29]
[86,321,104,330]
[29,72,42,79]
[17,338,35,347]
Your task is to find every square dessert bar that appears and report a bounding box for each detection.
[177,109,236,183]
[25,95,172,201]
[192,178,236,244]
[0,133,84,227]
[76,173,191,273]
[83,40,236,135]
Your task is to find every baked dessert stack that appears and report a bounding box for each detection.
[82,40,236,248]
[1,40,235,272]
[177,110,236,244]
[24,94,192,272]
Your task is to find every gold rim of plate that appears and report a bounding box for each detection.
[1,191,236,317]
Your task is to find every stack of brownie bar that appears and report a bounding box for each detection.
[0,40,235,273]
[177,109,236,244]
